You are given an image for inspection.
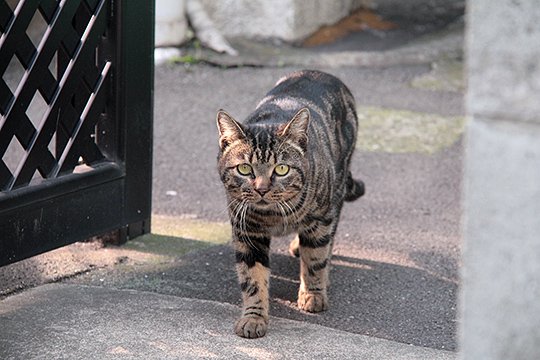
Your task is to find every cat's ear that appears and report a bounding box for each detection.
[216,110,246,150]
[278,108,310,152]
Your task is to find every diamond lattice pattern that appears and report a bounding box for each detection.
[0,0,112,191]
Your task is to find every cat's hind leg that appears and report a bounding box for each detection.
[296,216,338,313]
[288,234,300,257]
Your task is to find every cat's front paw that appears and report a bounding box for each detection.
[235,316,268,338]
[298,291,328,313]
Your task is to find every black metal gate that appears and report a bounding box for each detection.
[0,0,154,266]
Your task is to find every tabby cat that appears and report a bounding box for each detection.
[216,70,364,338]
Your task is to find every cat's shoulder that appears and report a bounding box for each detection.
[274,70,344,88]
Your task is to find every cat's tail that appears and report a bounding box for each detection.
[344,171,365,202]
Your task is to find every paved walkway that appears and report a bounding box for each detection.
[0,284,454,359]
[1,11,464,360]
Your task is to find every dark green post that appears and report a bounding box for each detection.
[115,0,155,241]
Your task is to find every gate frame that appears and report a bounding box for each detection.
[0,0,154,266]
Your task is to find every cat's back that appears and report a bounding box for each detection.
[246,70,356,127]
[271,70,347,97]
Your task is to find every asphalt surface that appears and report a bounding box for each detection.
[1,10,464,357]
[66,62,463,351]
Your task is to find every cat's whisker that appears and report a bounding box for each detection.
[277,201,288,233]
[241,201,257,249]
[232,200,257,249]
[235,200,250,248]
[230,199,243,222]
[216,198,237,218]
[281,199,296,219]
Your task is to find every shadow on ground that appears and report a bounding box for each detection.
[272,252,457,350]
[68,242,458,350]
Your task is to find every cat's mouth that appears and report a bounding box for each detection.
[252,198,279,209]
[244,192,293,208]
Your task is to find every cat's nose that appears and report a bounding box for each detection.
[254,187,270,196]
[253,177,270,196]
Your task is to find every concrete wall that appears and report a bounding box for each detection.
[198,0,362,42]
[461,0,540,359]
[154,0,465,46]
[155,0,187,47]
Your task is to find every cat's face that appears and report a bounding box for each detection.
[216,109,310,209]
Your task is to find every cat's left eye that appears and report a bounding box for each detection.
[274,164,290,176]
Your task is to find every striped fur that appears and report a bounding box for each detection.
[216,70,364,338]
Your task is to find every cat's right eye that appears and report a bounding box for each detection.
[237,164,252,176]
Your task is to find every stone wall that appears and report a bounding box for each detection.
[198,0,363,42]
[461,0,540,359]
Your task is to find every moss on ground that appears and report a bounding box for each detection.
[123,216,231,257]
[357,106,466,154]
[411,57,464,92]
[151,216,231,244]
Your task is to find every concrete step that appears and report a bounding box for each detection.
[0,284,455,359]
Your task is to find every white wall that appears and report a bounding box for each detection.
[198,0,361,42]
[155,0,187,47]
[461,0,540,358]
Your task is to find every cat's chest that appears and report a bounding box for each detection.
[247,210,303,237]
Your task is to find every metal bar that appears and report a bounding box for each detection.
[0,112,57,190]
[53,61,111,176]
[0,1,12,29]
[0,2,58,105]
[9,0,108,189]
[0,0,154,266]
[114,0,154,235]
[0,164,124,266]
[0,161,10,184]
[0,79,12,115]
[94,0,116,162]
[0,0,81,157]
[0,0,41,72]
[0,161,122,212]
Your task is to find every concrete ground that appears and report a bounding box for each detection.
[1,284,454,359]
[1,11,464,360]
